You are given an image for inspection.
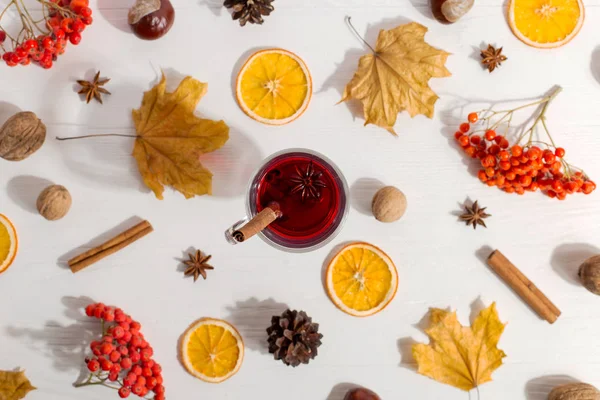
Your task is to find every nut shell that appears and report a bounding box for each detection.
[36,185,72,221]
[344,388,381,400]
[371,186,407,223]
[129,0,175,40]
[579,255,600,295]
[0,111,46,161]
[548,383,600,400]
[441,0,474,22]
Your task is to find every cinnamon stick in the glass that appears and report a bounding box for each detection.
[233,204,281,243]
[487,249,561,324]
[68,220,153,273]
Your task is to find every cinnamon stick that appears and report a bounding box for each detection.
[68,220,153,273]
[232,205,281,243]
[487,249,561,324]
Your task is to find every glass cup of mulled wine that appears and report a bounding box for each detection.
[225,148,349,253]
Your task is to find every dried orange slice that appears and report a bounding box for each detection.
[180,318,244,383]
[0,214,18,275]
[508,0,584,48]
[235,48,312,125]
[326,242,398,317]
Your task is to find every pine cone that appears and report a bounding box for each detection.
[223,0,274,26]
[266,309,323,367]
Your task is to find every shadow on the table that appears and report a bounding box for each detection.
[0,101,21,126]
[56,215,146,269]
[525,375,578,400]
[198,0,223,17]
[7,176,54,215]
[350,178,385,217]
[96,0,130,34]
[592,46,600,85]
[406,0,435,21]
[550,243,600,287]
[224,297,289,354]
[4,296,98,385]
[325,382,361,400]
[201,125,264,198]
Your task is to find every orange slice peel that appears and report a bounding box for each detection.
[326,242,398,317]
[180,318,244,384]
[235,48,312,125]
[0,214,18,275]
[508,0,584,48]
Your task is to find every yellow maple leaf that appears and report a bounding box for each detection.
[0,370,36,400]
[132,73,229,199]
[341,22,451,134]
[412,302,507,391]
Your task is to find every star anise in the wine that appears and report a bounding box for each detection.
[289,161,327,202]
[480,44,507,73]
[77,71,111,104]
[460,200,491,229]
[183,250,214,282]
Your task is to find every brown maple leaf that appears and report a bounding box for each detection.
[0,370,36,400]
[341,20,451,134]
[132,74,229,199]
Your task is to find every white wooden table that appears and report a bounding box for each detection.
[2,0,600,399]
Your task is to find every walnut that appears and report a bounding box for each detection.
[548,383,600,400]
[579,255,600,296]
[371,186,407,223]
[36,185,72,221]
[0,111,46,161]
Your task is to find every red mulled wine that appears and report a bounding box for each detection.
[248,150,348,251]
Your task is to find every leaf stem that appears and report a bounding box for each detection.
[345,16,376,54]
[56,134,138,141]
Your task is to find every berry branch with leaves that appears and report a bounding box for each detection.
[454,87,596,199]
[0,0,93,68]
[79,303,166,399]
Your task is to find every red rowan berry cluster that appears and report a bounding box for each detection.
[454,88,595,200]
[77,303,165,400]
[0,0,93,69]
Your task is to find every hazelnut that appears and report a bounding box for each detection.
[36,185,72,221]
[129,0,175,41]
[548,383,600,400]
[579,255,600,296]
[371,186,407,223]
[344,388,381,400]
[0,111,46,161]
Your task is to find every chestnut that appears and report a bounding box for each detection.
[344,388,381,400]
[128,0,175,40]
[430,0,474,24]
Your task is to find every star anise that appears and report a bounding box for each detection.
[480,44,507,73]
[289,161,327,202]
[460,200,491,229]
[77,71,111,104]
[183,250,214,282]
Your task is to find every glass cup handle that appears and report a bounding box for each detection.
[224,216,250,245]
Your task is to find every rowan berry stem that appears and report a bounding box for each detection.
[74,373,120,390]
